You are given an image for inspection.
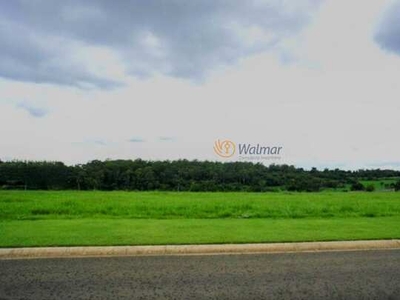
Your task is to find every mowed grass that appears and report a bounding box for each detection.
[1,217,399,247]
[1,191,400,247]
[1,191,400,220]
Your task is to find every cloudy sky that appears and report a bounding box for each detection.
[1,0,400,169]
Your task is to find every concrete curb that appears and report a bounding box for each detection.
[1,240,400,260]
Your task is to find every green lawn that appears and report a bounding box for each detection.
[360,179,398,190]
[1,191,400,247]
[2,191,400,220]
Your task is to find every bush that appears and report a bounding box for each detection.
[394,181,400,192]
[351,182,365,191]
[365,184,375,192]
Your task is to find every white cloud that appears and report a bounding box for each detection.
[1,0,400,169]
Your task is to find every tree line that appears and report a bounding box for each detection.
[0,159,400,192]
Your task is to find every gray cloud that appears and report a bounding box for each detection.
[17,102,49,118]
[0,0,322,87]
[375,1,400,54]
[128,137,146,143]
[159,136,176,142]
[93,140,107,146]
[367,161,400,168]
[0,17,121,89]
[71,139,109,146]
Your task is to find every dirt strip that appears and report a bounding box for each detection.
[1,240,400,260]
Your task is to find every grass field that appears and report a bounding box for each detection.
[1,191,400,247]
[360,179,399,190]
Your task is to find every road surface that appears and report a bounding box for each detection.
[1,250,400,299]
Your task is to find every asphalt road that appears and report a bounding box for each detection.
[1,250,400,300]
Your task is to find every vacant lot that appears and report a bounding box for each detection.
[1,191,400,247]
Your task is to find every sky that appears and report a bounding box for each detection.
[0,0,400,169]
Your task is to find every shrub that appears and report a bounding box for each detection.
[394,180,400,192]
[365,184,375,192]
[351,181,365,191]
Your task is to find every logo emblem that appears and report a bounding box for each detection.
[214,139,236,158]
